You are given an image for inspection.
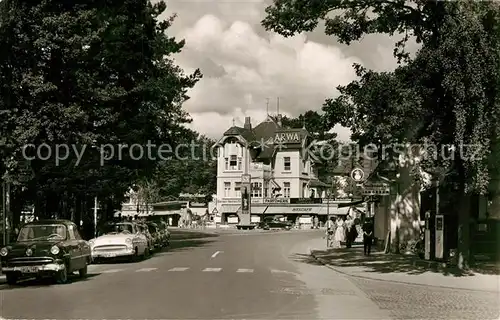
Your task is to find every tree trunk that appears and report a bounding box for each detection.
[456,160,471,270]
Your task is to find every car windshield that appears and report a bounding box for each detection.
[99,223,134,235]
[17,224,67,242]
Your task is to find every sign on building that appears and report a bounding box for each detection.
[362,182,390,195]
[263,198,290,204]
[274,131,301,144]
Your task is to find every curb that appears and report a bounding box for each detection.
[309,249,498,293]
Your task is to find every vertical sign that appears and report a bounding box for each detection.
[424,211,430,260]
[240,174,251,225]
[435,215,444,259]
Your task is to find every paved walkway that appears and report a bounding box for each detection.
[307,237,500,293]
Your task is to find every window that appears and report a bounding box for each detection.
[225,155,242,170]
[283,182,290,198]
[251,182,262,197]
[264,184,268,198]
[284,157,291,171]
[224,182,231,197]
[68,223,81,240]
[235,182,241,198]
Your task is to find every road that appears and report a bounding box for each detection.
[1,230,497,319]
[0,229,390,319]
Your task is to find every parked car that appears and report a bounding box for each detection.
[90,221,149,262]
[145,222,162,249]
[0,219,91,285]
[136,222,154,252]
[151,220,170,247]
[259,217,293,230]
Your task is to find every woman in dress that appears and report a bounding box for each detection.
[334,217,346,248]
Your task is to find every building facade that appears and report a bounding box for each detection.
[214,115,354,225]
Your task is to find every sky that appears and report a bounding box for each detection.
[159,0,419,142]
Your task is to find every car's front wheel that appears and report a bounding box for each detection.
[55,266,68,284]
[78,265,88,278]
[5,273,18,285]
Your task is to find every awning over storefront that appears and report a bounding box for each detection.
[220,204,240,214]
[265,206,321,214]
[317,206,351,216]
[251,206,267,214]
[338,199,366,208]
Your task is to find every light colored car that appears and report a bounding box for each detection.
[89,222,149,262]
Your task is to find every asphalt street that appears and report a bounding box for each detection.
[1,229,497,319]
[0,229,390,319]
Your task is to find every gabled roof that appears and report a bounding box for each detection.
[223,126,255,142]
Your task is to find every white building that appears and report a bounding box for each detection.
[214,115,350,225]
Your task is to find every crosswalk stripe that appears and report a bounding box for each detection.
[101,269,124,273]
[168,267,189,272]
[236,268,254,273]
[136,268,157,272]
[202,268,221,272]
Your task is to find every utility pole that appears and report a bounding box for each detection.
[92,196,99,238]
[266,98,270,116]
[2,182,6,246]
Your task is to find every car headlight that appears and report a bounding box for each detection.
[125,238,132,244]
[89,239,95,246]
[0,247,8,256]
[50,245,60,255]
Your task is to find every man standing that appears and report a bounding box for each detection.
[363,221,374,256]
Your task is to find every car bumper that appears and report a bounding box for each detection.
[91,248,135,259]
[2,263,66,274]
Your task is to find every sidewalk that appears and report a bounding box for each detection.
[308,238,500,293]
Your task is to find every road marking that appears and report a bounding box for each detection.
[168,267,189,272]
[101,268,124,273]
[202,268,222,272]
[236,268,254,273]
[211,251,222,258]
[270,269,298,276]
[136,268,157,272]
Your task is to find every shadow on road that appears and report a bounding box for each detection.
[169,229,219,240]
[166,239,215,252]
[0,273,100,290]
[298,246,499,277]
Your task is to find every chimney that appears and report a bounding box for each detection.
[244,116,252,130]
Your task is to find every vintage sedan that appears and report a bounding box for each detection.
[89,222,149,261]
[0,219,91,285]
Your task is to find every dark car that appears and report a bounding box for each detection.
[259,217,293,230]
[0,219,91,285]
[154,220,170,247]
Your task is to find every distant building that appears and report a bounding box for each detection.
[214,115,355,226]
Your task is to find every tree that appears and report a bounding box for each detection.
[0,1,201,224]
[280,111,339,183]
[148,132,217,200]
[263,0,500,268]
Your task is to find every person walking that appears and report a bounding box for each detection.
[334,217,346,248]
[325,217,335,247]
[363,221,374,256]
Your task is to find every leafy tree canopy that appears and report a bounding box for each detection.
[0,0,202,218]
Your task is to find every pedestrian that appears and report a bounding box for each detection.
[345,217,354,248]
[334,217,346,248]
[325,217,335,247]
[363,221,374,256]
